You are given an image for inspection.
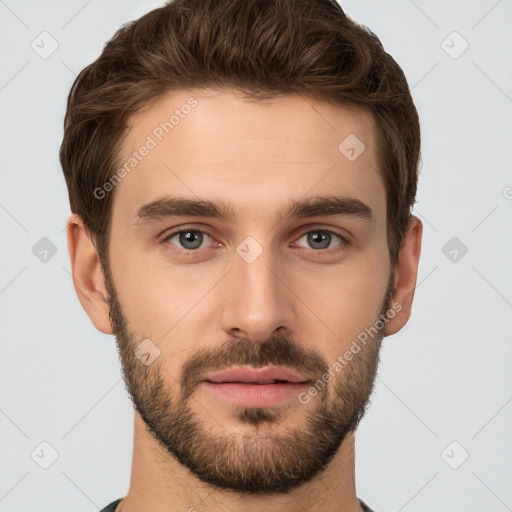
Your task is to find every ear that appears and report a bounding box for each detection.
[384,215,423,336]
[66,214,113,335]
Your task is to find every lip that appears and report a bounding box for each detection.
[202,381,310,407]
[203,366,309,384]
[201,366,310,407]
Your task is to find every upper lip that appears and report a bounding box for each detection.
[203,366,309,384]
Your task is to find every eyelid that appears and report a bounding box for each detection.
[160,225,216,248]
[290,220,350,239]
[292,228,348,250]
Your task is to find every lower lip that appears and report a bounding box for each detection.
[202,381,310,407]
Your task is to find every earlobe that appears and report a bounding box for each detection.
[66,214,114,335]
[383,215,423,337]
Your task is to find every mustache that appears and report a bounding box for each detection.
[180,335,329,399]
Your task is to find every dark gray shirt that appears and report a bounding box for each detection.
[100,497,377,511]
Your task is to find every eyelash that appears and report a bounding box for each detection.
[160,226,349,257]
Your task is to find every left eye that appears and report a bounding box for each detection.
[295,230,345,250]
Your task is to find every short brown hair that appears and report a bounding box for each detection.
[60,0,421,270]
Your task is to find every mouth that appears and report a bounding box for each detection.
[201,366,310,407]
[212,379,293,384]
[204,366,309,384]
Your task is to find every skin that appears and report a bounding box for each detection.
[67,88,422,512]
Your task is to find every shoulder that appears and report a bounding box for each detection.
[99,498,123,512]
[358,498,378,512]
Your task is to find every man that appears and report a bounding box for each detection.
[60,0,422,510]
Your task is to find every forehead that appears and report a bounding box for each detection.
[111,88,385,225]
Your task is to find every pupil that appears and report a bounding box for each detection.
[309,231,330,249]
[180,231,202,249]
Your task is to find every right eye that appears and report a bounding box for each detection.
[162,228,215,253]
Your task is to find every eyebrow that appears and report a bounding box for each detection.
[134,195,374,224]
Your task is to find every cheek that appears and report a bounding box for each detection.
[109,239,166,333]
[109,243,216,342]
[296,253,389,359]
[110,252,202,380]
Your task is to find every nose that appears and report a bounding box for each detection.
[220,243,297,342]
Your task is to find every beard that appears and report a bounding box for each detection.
[103,261,394,495]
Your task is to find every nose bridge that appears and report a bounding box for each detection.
[221,237,295,341]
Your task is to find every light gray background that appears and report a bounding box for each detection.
[1,0,511,511]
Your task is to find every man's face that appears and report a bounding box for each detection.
[103,88,394,493]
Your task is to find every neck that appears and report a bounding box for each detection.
[118,413,363,512]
